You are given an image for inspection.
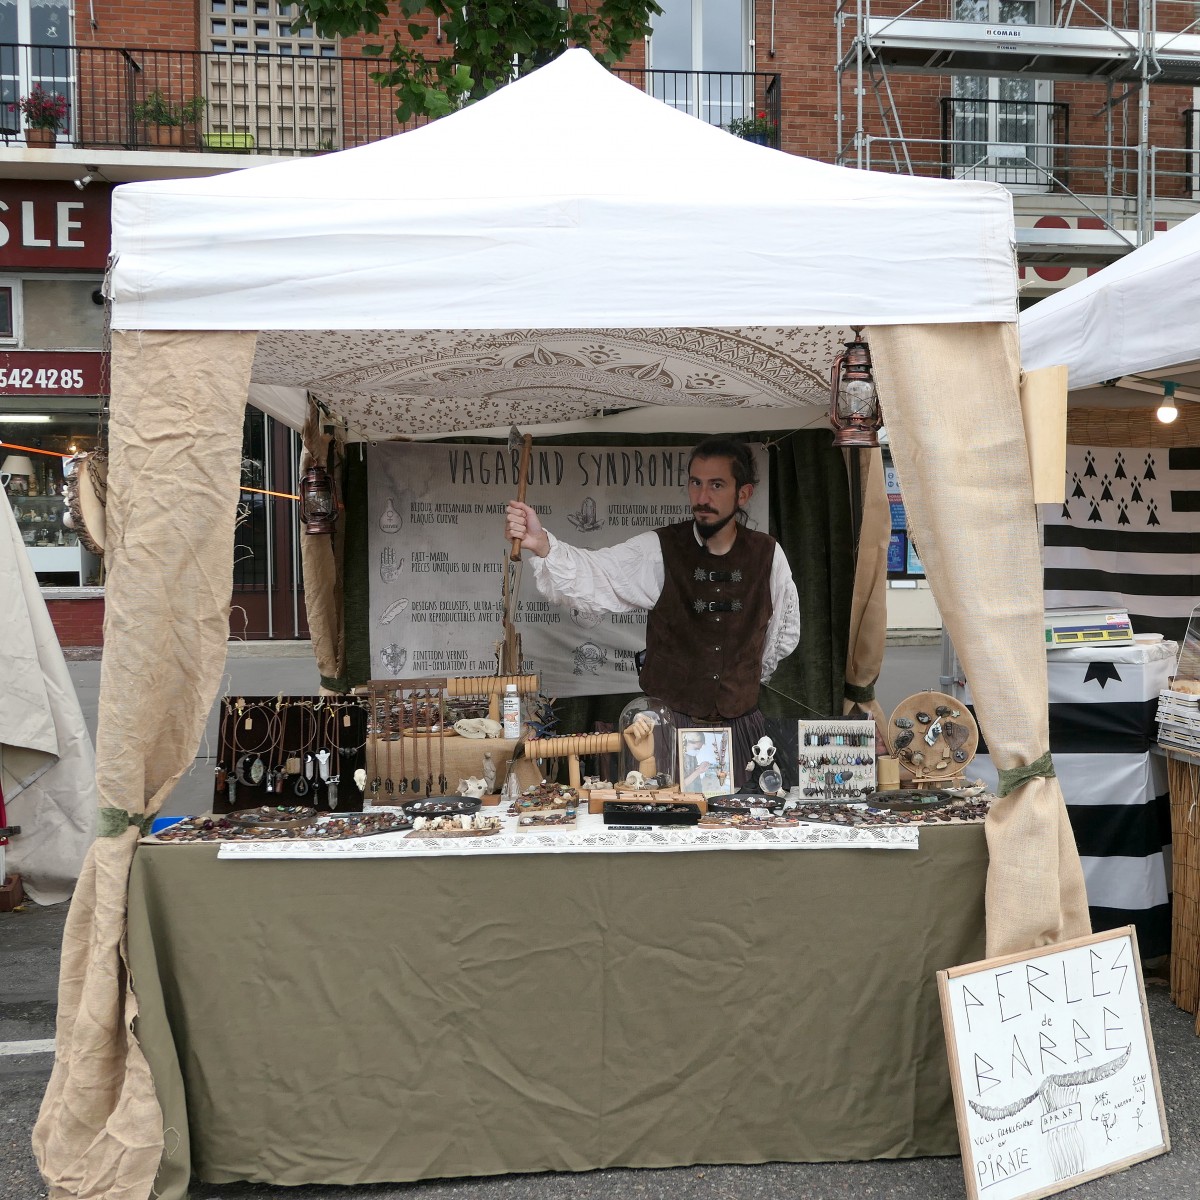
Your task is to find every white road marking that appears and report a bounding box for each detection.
[0,1038,55,1056]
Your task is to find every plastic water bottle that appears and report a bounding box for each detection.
[502,683,521,740]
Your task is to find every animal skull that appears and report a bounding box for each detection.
[625,770,647,788]
[750,737,777,768]
[456,776,488,799]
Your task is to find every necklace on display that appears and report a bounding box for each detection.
[226,700,239,808]
[327,705,341,810]
[235,702,271,788]
[292,703,314,798]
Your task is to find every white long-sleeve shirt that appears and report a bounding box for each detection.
[528,526,802,682]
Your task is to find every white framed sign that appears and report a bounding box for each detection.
[367,441,769,697]
[938,927,1168,1200]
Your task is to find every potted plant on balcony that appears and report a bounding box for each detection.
[726,111,778,148]
[132,92,206,148]
[13,86,68,148]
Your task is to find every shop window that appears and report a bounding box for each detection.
[0,280,18,342]
[20,279,103,350]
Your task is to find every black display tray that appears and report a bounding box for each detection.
[602,801,702,826]
[706,794,781,813]
[401,797,482,816]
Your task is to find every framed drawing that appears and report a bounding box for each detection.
[938,927,1168,1200]
[677,727,733,797]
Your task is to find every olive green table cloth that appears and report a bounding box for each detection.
[127,827,987,1197]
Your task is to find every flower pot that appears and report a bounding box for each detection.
[24,127,56,148]
[143,124,185,148]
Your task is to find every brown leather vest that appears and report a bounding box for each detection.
[639,520,777,720]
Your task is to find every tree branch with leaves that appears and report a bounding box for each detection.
[296,0,662,123]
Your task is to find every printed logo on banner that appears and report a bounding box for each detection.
[367,442,770,697]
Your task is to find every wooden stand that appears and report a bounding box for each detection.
[525,732,621,789]
[0,873,25,912]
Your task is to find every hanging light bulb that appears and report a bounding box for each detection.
[829,327,882,448]
[1157,382,1179,425]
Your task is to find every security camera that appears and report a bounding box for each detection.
[74,173,93,191]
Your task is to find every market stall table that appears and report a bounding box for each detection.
[127,822,988,1196]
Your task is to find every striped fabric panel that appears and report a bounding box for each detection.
[1043,446,1200,643]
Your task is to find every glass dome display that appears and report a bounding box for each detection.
[617,696,676,786]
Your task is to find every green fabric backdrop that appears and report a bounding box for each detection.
[342,430,853,732]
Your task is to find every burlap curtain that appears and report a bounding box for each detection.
[34,330,257,1200]
[870,322,1090,956]
[297,400,346,689]
[842,448,889,726]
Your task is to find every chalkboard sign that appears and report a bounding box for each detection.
[938,928,1168,1200]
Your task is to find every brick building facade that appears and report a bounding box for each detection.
[1,1,1198,647]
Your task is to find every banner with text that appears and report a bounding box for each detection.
[367,442,769,697]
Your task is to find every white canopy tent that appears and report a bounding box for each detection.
[36,51,1088,1200]
[1021,209,1200,395]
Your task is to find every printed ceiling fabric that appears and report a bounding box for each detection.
[250,326,851,437]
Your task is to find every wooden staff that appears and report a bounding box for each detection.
[509,432,533,561]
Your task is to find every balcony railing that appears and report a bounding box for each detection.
[612,68,781,143]
[0,43,412,153]
[1187,109,1200,196]
[0,45,782,156]
[939,97,1070,190]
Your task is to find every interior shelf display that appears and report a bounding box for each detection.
[5,481,100,586]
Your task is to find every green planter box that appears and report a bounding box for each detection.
[202,132,256,153]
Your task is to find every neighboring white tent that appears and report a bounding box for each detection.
[1021,210,1200,392]
[37,51,1090,1200]
[0,499,96,903]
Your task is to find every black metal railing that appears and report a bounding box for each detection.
[1187,109,1200,195]
[612,68,782,145]
[0,42,411,153]
[939,97,1070,189]
[0,45,782,156]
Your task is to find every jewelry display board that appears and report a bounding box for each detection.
[887,691,978,786]
[797,720,877,799]
[214,696,370,813]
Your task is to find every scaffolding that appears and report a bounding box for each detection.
[835,0,1200,261]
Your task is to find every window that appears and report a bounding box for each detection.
[950,0,1054,190]
[0,280,17,342]
[647,0,752,127]
[205,0,340,151]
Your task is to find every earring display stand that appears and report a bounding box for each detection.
[797,719,877,800]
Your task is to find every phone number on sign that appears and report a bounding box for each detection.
[0,366,89,389]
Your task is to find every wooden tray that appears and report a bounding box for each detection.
[406,825,503,839]
[886,690,978,784]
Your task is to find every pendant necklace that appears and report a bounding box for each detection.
[326,704,341,811]
[226,701,239,808]
[293,703,313,798]
[400,691,410,792]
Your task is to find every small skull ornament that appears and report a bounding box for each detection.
[750,736,777,768]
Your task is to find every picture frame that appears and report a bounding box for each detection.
[677,726,733,797]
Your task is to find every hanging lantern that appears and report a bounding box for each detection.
[300,462,337,535]
[829,326,882,448]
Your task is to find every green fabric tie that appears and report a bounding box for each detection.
[995,752,1056,797]
[843,681,876,703]
[97,806,154,838]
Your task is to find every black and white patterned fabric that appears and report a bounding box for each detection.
[967,640,1174,958]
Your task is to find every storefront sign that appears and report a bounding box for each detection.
[0,351,106,395]
[367,442,769,698]
[0,181,111,270]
